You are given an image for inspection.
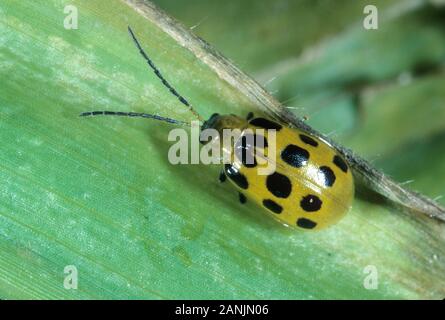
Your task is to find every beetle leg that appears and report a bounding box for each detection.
[219,170,226,183]
[239,192,247,204]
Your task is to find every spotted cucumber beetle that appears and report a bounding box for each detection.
[81,27,354,231]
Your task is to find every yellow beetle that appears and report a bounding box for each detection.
[200,113,354,230]
[81,27,354,231]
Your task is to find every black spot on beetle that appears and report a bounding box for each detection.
[235,136,255,168]
[318,166,336,187]
[299,134,318,147]
[266,172,292,198]
[236,150,257,168]
[300,195,322,212]
[225,164,248,189]
[281,144,309,168]
[297,218,317,229]
[262,199,283,214]
[235,134,268,168]
[242,133,268,149]
[249,118,282,131]
[254,134,268,148]
[333,155,348,173]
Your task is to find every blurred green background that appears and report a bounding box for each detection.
[152,0,445,203]
[0,0,444,299]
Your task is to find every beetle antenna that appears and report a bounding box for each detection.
[79,111,190,127]
[127,26,203,122]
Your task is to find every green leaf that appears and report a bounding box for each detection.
[0,0,444,299]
